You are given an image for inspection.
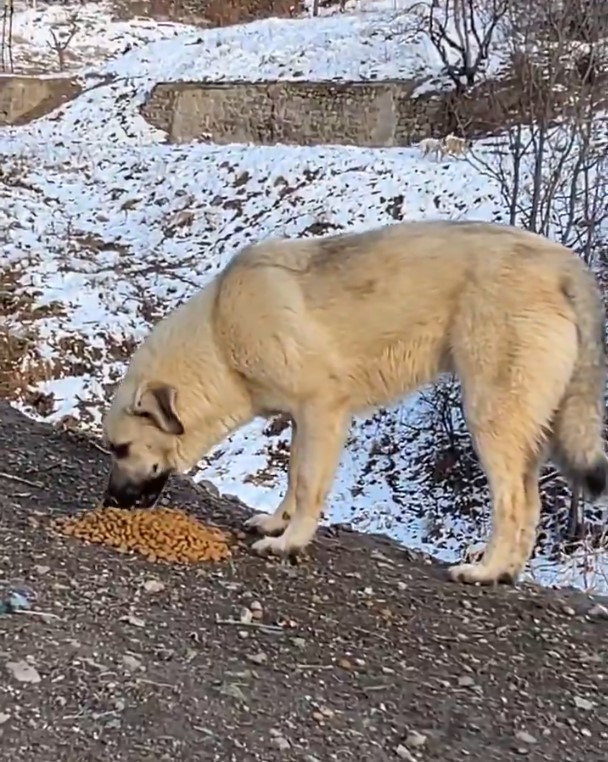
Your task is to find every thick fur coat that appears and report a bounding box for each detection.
[103,220,607,585]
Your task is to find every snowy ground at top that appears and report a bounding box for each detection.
[1,0,606,593]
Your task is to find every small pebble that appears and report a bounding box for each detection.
[515,731,537,745]
[271,736,290,751]
[143,579,165,594]
[587,603,608,620]
[395,745,416,761]
[405,730,427,748]
[198,479,219,497]
[121,614,145,628]
[573,695,595,711]
[240,607,253,625]
[248,652,268,665]
[6,660,41,684]
[458,675,476,688]
[121,654,143,672]
[250,601,263,620]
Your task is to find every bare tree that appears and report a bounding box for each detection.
[1,0,14,73]
[427,0,509,92]
[48,14,79,72]
[467,1,608,262]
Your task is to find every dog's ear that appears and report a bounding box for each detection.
[133,383,184,435]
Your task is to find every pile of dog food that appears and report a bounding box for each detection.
[54,506,232,564]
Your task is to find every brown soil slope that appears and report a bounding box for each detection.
[0,402,606,761]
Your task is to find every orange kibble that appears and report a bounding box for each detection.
[52,505,231,565]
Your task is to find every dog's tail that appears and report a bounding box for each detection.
[552,263,607,498]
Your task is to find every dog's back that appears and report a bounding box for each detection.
[226,220,576,355]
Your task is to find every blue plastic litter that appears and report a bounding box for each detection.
[0,592,31,615]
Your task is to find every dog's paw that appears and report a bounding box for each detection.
[252,517,318,557]
[252,534,295,557]
[244,511,290,536]
[448,562,517,586]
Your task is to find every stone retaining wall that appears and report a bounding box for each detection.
[0,75,80,126]
[142,80,446,147]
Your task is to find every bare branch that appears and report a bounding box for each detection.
[427,0,508,90]
[47,13,79,72]
[1,0,15,73]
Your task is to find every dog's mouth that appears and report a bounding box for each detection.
[102,471,170,509]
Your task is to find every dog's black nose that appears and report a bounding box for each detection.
[102,472,170,510]
[102,487,137,509]
[102,477,141,509]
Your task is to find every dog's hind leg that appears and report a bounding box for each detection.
[448,310,578,585]
[252,401,350,556]
[448,440,544,585]
[245,418,300,535]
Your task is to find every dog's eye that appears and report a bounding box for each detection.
[151,464,159,475]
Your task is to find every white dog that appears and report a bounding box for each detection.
[419,137,445,161]
[419,134,468,161]
[443,134,468,157]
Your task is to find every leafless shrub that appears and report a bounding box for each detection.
[1,0,14,73]
[203,0,301,26]
[427,0,509,92]
[419,377,478,481]
[47,13,79,71]
[466,1,608,262]
[311,0,345,14]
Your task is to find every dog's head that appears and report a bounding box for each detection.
[101,381,184,509]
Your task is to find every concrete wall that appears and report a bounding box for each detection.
[0,76,80,126]
[142,80,447,147]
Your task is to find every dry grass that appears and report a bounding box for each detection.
[111,0,303,27]
[0,266,63,405]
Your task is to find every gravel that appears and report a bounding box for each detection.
[0,401,606,761]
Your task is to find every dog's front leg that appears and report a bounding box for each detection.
[252,404,349,557]
[245,418,301,535]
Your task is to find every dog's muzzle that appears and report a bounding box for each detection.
[102,471,170,509]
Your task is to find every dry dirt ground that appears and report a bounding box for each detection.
[0,401,607,762]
